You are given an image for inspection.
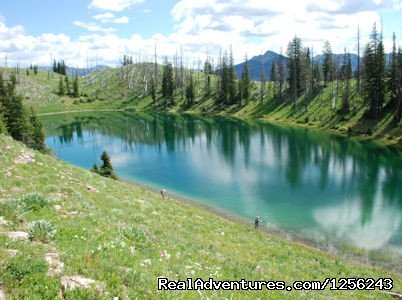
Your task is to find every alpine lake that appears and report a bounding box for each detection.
[41,111,402,271]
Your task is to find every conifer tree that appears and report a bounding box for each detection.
[73,75,79,98]
[204,59,212,97]
[0,87,7,134]
[260,60,266,103]
[340,49,352,113]
[150,73,157,106]
[91,164,99,174]
[185,71,195,106]
[65,76,70,96]
[287,36,303,107]
[6,93,28,143]
[363,23,386,117]
[0,111,6,134]
[240,54,251,104]
[394,47,402,123]
[162,61,174,105]
[388,32,398,107]
[278,48,286,102]
[28,108,46,152]
[227,47,237,104]
[219,51,229,104]
[99,151,118,179]
[322,40,333,85]
[58,76,65,96]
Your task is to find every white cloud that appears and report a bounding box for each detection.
[170,0,399,60]
[113,16,129,24]
[88,0,147,12]
[0,0,400,68]
[92,13,129,24]
[140,9,151,13]
[73,20,116,33]
[93,12,115,22]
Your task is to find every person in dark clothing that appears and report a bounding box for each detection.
[254,216,261,229]
[160,189,167,200]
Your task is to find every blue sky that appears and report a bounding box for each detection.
[0,0,400,67]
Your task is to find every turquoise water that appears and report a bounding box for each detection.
[41,111,402,258]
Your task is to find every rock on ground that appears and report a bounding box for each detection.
[14,151,35,164]
[6,249,19,258]
[61,276,104,294]
[86,185,99,193]
[0,287,5,300]
[45,253,64,277]
[7,231,29,241]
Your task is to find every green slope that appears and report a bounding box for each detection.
[2,65,401,150]
[0,134,401,299]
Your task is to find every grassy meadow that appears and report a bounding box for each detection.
[0,134,401,299]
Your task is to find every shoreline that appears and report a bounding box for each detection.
[38,108,401,153]
[120,178,401,274]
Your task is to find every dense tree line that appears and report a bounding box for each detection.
[122,55,134,66]
[0,72,47,152]
[53,60,67,75]
[150,22,401,124]
[58,74,79,98]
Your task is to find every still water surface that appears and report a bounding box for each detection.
[41,112,402,264]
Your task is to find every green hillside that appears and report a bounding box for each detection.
[0,134,401,299]
[2,65,401,151]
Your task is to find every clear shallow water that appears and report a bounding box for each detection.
[41,112,402,262]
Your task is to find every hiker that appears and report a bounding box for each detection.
[160,189,167,200]
[254,216,261,229]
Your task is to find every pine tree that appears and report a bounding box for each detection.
[357,25,361,95]
[204,59,212,97]
[64,76,70,96]
[90,164,99,174]
[340,49,352,113]
[6,94,28,143]
[99,151,118,180]
[0,111,6,134]
[388,32,398,107]
[287,36,303,107]
[322,40,333,85]
[58,76,65,96]
[278,48,285,102]
[219,51,229,104]
[394,47,402,123]
[240,54,251,104]
[227,47,237,104]
[53,60,57,73]
[162,61,174,105]
[33,65,38,75]
[363,23,386,117]
[73,75,79,98]
[0,73,6,98]
[185,72,195,106]
[150,73,157,106]
[260,59,266,103]
[27,108,46,152]
[0,87,7,134]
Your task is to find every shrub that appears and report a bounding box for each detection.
[6,255,47,281]
[21,192,49,211]
[121,226,148,247]
[28,220,56,242]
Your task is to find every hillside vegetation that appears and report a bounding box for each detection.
[3,65,401,151]
[0,134,401,299]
